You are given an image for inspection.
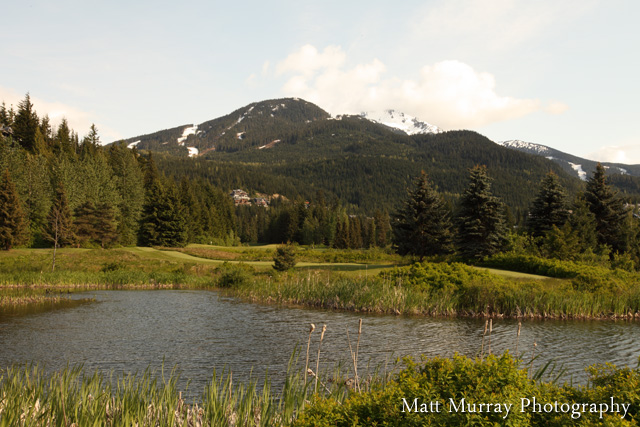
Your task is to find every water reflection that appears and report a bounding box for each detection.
[0,290,638,395]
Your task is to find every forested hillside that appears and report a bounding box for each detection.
[2,93,639,254]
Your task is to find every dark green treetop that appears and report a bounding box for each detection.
[527,172,569,238]
[455,165,507,259]
[392,171,453,259]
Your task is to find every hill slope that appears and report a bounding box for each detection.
[121,98,640,216]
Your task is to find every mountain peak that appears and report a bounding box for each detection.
[498,140,551,155]
[360,110,442,135]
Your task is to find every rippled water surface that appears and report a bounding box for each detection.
[1,290,639,392]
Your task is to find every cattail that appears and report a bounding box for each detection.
[305,324,315,384]
[315,324,327,393]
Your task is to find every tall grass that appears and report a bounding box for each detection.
[228,263,640,319]
[0,349,386,426]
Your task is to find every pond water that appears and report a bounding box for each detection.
[0,290,638,394]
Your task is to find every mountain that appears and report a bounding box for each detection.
[122,98,330,157]
[119,98,640,217]
[498,140,640,180]
[359,110,442,135]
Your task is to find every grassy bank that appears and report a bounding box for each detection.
[1,353,638,426]
[223,262,640,319]
[2,246,640,319]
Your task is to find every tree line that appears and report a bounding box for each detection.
[393,164,640,267]
[0,94,237,251]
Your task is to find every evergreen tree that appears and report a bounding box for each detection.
[74,200,98,247]
[108,142,144,246]
[568,195,599,253]
[392,172,453,259]
[527,172,569,238]
[13,94,39,152]
[80,124,100,158]
[179,177,203,243]
[0,169,27,250]
[455,165,507,259]
[333,217,350,249]
[374,210,390,247]
[94,202,118,248]
[349,215,363,249]
[585,163,628,253]
[139,175,188,247]
[273,243,297,271]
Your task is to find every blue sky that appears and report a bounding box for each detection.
[2,0,639,163]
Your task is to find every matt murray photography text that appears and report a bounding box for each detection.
[401,397,630,420]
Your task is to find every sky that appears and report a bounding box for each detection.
[1,0,639,163]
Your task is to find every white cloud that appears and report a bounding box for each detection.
[276,45,346,77]
[587,144,640,165]
[0,86,122,142]
[274,45,546,129]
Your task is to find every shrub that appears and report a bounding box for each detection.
[273,244,297,271]
[215,262,253,288]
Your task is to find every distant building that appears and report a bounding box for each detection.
[230,189,251,206]
[254,197,269,207]
[230,190,272,207]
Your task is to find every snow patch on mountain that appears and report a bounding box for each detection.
[568,162,587,181]
[187,147,199,157]
[127,140,140,149]
[360,110,442,135]
[178,125,198,145]
[499,140,550,154]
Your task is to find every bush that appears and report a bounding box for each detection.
[273,244,297,271]
[215,262,253,288]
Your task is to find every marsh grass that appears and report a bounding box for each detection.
[0,352,388,426]
[229,263,640,319]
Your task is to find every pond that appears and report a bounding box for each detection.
[1,289,638,394]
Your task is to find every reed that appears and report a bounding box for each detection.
[314,324,327,393]
[304,323,315,385]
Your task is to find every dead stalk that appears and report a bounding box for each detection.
[355,319,362,391]
[515,321,521,357]
[315,324,327,394]
[305,323,315,384]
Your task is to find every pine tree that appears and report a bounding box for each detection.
[74,200,99,247]
[455,165,507,259]
[374,210,390,247]
[108,142,144,246]
[392,172,453,259]
[349,215,363,249]
[568,195,599,253]
[94,202,118,248]
[13,94,39,152]
[527,172,569,238]
[273,243,297,271]
[139,173,188,247]
[585,163,628,253]
[333,218,350,249]
[0,169,27,250]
